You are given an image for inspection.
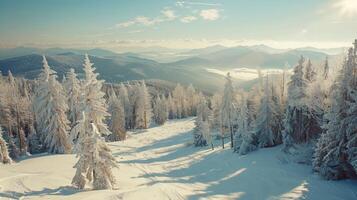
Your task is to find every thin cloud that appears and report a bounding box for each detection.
[161,9,176,20]
[180,16,197,23]
[333,0,357,17]
[200,9,220,20]
[176,1,221,7]
[115,9,176,28]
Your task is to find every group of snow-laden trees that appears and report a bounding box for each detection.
[192,39,357,180]
[0,70,33,160]
[313,40,357,180]
[0,50,203,188]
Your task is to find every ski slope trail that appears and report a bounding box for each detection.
[1,118,357,199]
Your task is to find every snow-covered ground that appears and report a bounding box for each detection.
[1,118,357,200]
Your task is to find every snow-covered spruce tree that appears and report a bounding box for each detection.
[167,93,177,119]
[153,95,168,125]
[72,54,117,190]
[81,54,111,135]
[210,93,222,131]
[282,56,311,151]
[0,126,12,164]
[134,81,152,129]
[255,77,281,148]
[220,73,236,149]
[194,94,212,148]
[313,41,357,180]
[127,83,138,129]
[107,87,126,141]
[172,84,188,118]
[27,125,41,154]
[234,93,257,154]
[4,71,32,156]
[64,68,82,127]
[304,59,316,82]
[33,56,72,154]
[186,84,200,116]
[118,83,130,129]
[72,118,117,190]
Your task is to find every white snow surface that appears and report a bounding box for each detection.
[1,118,357,199]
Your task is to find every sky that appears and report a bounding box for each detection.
[0,0,356,51]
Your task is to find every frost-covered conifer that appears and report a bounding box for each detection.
[313,40,357,179]
[108,87,126,141]
[234,93,257,154]
[167,93,177,119]
[72,54,117,190]
[172,84,187,118]
[153,95,168,125]
[64,68,82,127]
[220,73,236,148]
[194,94,212,147]
[0,127,12,164]
[283,56,310,151]
[255,77,281,148]
[118,83,130,129]
[134,81,152,129]
[33,56,71,154]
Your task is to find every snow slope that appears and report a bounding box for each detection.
[1,118,357,199]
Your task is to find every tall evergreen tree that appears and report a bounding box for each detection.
[107,87,126,141]
[234,93,257,154]
[0,127,12,164]
[64,68,82,127]
[134,81,152,129]
[220,73,236,149]
[72,54,117,190]
[33,56,71,154]
[313,40,357,180]
[282,56,310,151]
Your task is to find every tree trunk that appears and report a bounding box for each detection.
[144,110,147,129]
[221,126,225,149]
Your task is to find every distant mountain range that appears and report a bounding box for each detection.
[0,45,345,92]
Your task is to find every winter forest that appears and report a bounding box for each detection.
[1,1,357,199]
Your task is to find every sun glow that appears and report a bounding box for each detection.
[334,0,357,17]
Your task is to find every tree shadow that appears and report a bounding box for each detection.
[127,133,315,200]
[0,186,83,199]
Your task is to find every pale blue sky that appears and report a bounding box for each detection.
[0,0,356,50]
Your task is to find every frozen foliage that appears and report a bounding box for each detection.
[313,40,357,180]
[0,127,12,164]
[153,95,168,125]
[167,93,177,119]
[64,68,82,127]
[27,126,41,154]
[81,54,111,135]
[72,122,117,190]
[283,56,310,150]
[72,55,117,190]
[108,87,126,141]
[33,56,71,154]
[118,83,131,129]
[234,93,257,155]
[0,71,32,157]
[194,94,212,148]
[220,73,236,148]
[172,84,188,118]
[210,93,222,130]
[256,77,282,148]
[134,81,152,129]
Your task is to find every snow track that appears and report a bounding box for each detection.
[1,118,357,199]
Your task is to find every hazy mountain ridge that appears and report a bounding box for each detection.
[0,45,343,92]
